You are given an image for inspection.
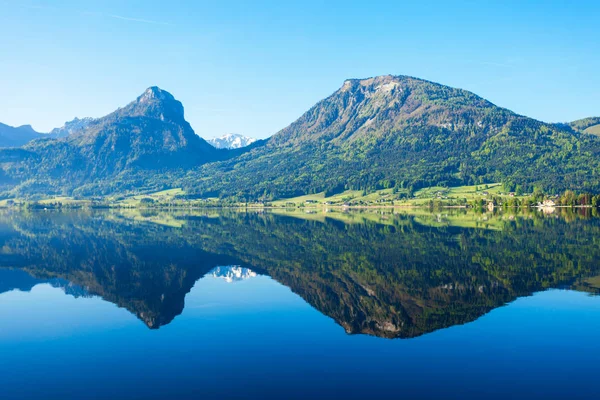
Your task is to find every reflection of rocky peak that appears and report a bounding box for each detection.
[269,269,513,339]
[207,266,257,283]
[0,214,243,330]
[48,279,90,298]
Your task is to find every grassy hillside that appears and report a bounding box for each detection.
[584,124,600,135]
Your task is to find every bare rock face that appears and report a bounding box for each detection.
[120,86,186,123]
[49,117,95,138]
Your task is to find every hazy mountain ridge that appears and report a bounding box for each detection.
[0,117,94,148]
[0,123,44,148]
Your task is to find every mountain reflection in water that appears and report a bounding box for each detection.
[207,266,258,283]
[0,209,599,338]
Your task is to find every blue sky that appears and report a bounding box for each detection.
[1,0,599,139]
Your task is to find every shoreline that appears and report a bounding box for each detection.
[1,204,596,211]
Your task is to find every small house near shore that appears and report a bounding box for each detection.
[537,199,556,208]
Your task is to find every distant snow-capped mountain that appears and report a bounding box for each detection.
[207,133,257,149]
[207,266,258,283]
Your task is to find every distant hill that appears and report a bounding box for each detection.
[186,75,600,200]
[0,123,43,147]
[207,133,257,149]
[569,117,600,135]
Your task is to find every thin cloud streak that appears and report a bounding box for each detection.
[14,3,171,27]
[80,11,172,27]
[106,13,172,26]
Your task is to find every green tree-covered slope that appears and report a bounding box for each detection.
[186,75,600,200]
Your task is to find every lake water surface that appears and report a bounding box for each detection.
[0,209,599,399]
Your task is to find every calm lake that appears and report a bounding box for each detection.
[0,209,599,399]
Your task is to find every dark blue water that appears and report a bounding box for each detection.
[0,210,599,399]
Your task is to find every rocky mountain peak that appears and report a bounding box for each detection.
[138,86,174,103]
[341,74,398,91]
[119,86,185,123]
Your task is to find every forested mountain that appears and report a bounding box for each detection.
[186,75,600,200]
[0,123,43,148]
[1,75,600,199]
[0,87,227,196]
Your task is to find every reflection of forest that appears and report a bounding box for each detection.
[0,209,598,338]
